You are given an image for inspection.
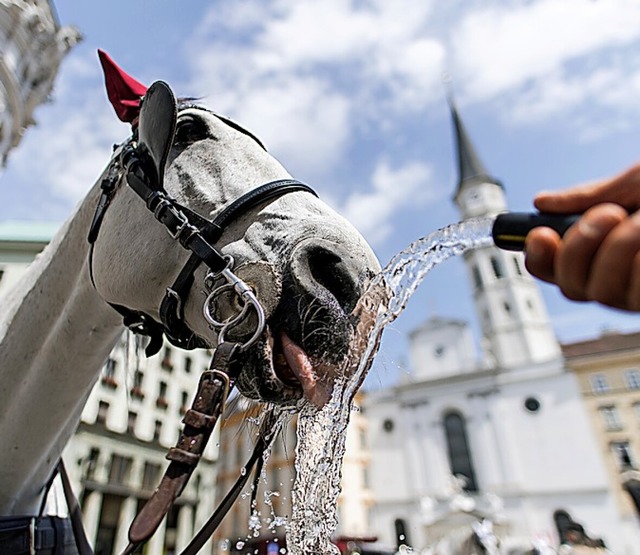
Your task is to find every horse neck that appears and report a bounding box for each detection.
[0,176,123,515]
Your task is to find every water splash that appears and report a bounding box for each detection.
[286,217,495,554]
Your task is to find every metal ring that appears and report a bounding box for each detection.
[202,267,267,352]
[217,293,266,352]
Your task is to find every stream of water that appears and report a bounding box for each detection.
[286,217,495,554]
[243,217,495,554]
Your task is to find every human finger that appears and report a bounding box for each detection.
[586,210,640,309]
[554,204,627,301]
[625,251,640,311]
[524,227,560,284]
[534,163,640,214]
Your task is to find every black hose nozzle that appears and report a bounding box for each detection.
[492,212,580,251]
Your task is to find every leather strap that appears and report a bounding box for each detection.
[59,460,94,555]
[179,430,270,555]
[124,342,239,551]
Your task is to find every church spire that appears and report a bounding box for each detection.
[449,98,502,196]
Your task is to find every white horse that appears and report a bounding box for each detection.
[0,51,379,549]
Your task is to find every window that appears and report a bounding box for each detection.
[142,462,161,491]
[130,371,144,399]
[127,411,137,435]
[490,256,503,279]
[633,403,640,423]
[153,419,163,441]
[101,358,117,388]
[108,455,133,485]
[471,265,482,289]
[96,401,109,425]
[599,406,622,431]
[512,255,524,276]
[394,519,410,547]
[161,346,174,370]
[180,391,189,415]
[85,448,100,480]
[611,441,635,470]
[590,374,610,395]
[625,369,640,390]
[156,381,168,409]
[443,411,478,492]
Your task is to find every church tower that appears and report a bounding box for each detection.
[450,101,560,368]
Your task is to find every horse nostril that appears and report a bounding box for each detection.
[289,240,362,315]
[306,247,360,314]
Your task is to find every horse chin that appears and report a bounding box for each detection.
[233,327,339,409]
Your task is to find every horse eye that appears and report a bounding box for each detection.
[174,116,205,146]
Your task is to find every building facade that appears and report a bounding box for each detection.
[562,331,640,539]
[0,223,219,555]
[364,103,637,553]
[0,0,80,165]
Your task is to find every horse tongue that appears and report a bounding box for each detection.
[280,332,332,409]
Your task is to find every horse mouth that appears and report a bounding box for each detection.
[272,331,333,408]
[233,325,341,409]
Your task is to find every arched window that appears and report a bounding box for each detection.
[490,256,503,279]
[443,411,478,492]
[394,518,410,548]
[472,265,483,289]
[553,509,573,543]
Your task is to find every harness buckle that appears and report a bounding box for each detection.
[153,199,196,243]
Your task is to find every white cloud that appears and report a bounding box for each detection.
[340,159,436,245]
[452,0,640,100]
[449,0,640,137]
[185,0,446,183]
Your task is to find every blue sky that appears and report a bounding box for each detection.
[3,0,640,388]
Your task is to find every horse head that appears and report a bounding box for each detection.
[90,51,381,409]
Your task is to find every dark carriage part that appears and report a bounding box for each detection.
[492,212,580,251]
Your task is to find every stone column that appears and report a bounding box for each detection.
[81,490,103,548]
[146,516,168,555]
[113,497,138,555]
[175,504,194,552]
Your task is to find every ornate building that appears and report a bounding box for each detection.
[562,331,640,539]
[0,0,80,165]
[364,104,637,553]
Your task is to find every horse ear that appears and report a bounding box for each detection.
[98,49,148,124]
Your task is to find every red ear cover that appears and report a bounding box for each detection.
[98,49,148,123]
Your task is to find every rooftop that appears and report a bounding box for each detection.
[0,220,59,243]
[562,330,640,358]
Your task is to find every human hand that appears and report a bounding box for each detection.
[524,163,640,311]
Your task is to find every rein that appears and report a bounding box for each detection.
[82,81,317,554]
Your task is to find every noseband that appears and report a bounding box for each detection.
[84,82,317,555]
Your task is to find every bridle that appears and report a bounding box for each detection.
[82,81,317,554]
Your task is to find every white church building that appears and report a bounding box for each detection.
[363,103,639,554]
